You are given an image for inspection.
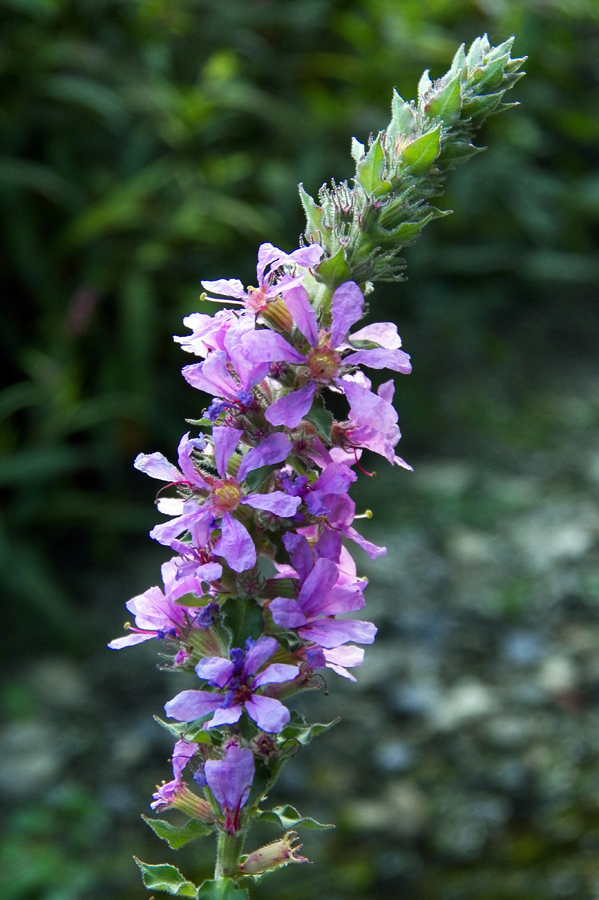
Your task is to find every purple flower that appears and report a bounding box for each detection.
[138,428,300,573]
[269,552,376,649]
[201,242,323,316]
[165,636,298,733]
[108,559,190,649]
[204,744,255,833]
[303,644,365,682]
[239,281,411,428]
[150,738,198,810]
[342,378,412,468]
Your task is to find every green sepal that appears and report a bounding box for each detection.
[471,53,510,91]
[279,711,340,746]
[134,858,198,897]
[299,183,331,251]
[438,140,485,166]
[222,596,264,647]
[305,396,333,440]
[461,91,503,121]
[185,418,215,427]
[197,879,249,900]
[244,462,280,493]
[314,246,351,290]
[401,125,441,176]
[356,134,385,194]
[142,815,213,849]
[425,75,461,125]
[449,43,467,79]
[255,804,333,831]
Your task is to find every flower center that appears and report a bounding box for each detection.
[246,285,269,313]
[212,479,241,513]
[306,344,341,381]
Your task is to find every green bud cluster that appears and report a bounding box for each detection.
[300,34,526,287]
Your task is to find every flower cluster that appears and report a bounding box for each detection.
[109,35,524,896]
[110,239,411,876]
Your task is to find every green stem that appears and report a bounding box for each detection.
[215,830,245,880]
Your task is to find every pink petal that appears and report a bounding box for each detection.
[283,284,318,346]
[201,278,247,300]
[269,597,308,629]
[134,452,181,483]
[195,656,235,687]
[213,426,243,478]
[208,704,243,728]
[241,330,305,364]
[264,383,316,428]
[242,491,301,517]
[237,433,292,483]
[244,695,290,733]
[253,663,299,688]
[330,282,364,348]
[299,618,377,648]
[350,322,402,349]
[213,514,256,573]
[343,348,412,373]
[244,636,279,675]
[165,690,223,721]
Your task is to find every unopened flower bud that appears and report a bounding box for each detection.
[239,831,308,876]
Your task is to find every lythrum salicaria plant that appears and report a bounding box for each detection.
[110,34,525,899]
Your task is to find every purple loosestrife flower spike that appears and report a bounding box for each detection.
[118,37,524,894]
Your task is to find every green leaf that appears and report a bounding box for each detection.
[279,717,339,746]
[305,397,333,440]
[425,76,462,125]
[222,597,264,647]
[401,126,441,176]
[256,804,333,831]
[142,815,213,849]
[134,859,197,896]
[449,43,467,79]
[197,878,248,900]
[244,462,279,493]
[388,90,416,140]
[356,134,385,194]
[314,246,351,290]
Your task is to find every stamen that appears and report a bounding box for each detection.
[353,448,376,477]
[354,510,373,520]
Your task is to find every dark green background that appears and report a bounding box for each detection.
[2,1,599,898]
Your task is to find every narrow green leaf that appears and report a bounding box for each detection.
[425,76,462,125]
[256,804,333,831]
[134,859,197,896]
[401,125,441,176]
[314,246,351,290]
[356,134,385,194]
[305,397,333,440]
[279,717,339,746]
[197,878,248,900]
[471,54,509,91]
[244,462,279,493]
[449,43,467,79]
[173,592,213,607]
[439,140,485,166]
[222,597,264,647]
[142,816,213,849]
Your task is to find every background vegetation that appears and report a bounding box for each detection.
[2,1,599,898]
